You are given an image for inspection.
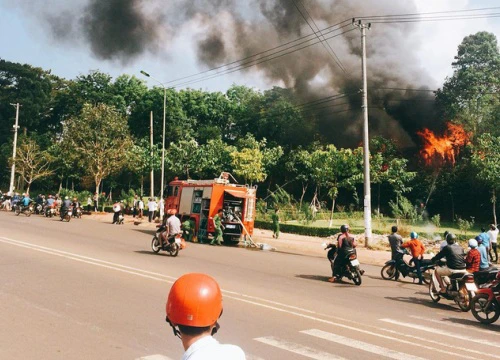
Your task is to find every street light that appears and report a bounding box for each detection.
[140,70,167,210]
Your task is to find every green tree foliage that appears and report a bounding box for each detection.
[62,103,132,194]
[436,32,500,135]
[13,137,54,193]
[471,133,500,224]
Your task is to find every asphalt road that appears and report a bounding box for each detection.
[1,211,499,360]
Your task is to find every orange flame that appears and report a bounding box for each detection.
[417,123,469,166]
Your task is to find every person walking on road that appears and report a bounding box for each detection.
[210,209,224,246]
[165,273,246,360]
[87,195,92,212]
[401,232,426,285]
[488,224,498,263]
[132,195,138,218]
[148,197,157,223]
[138,198,144,219]
[271,208,280,239]
[388,226,403,262]
[93,192,98,212]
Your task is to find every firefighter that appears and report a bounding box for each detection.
[210,209,224,246]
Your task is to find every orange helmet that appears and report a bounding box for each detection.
[167,208,177,215]
[166,273,222,329]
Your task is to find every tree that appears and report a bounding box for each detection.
[13,137,54,193]
[436,32,500,136]
[285,148,314,208]
[62,103,132,195]
[125,138,161,196]
[165,139,206,179]
[471,133,500,224]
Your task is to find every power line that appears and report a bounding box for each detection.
[292,0,348,74]
[356,6,500,19]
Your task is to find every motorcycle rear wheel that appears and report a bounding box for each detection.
[352,268,362,286]
[151,236,161,253]
[169,243,180,257]
[422,269,432,285]
[64,215,71,222]
[381,264,397,280]
[471,294,500,324]
[456,285,471,312]
[26,210,32,217]
[15,208,20,216]
[429,281,441,303]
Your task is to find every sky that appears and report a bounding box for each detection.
[1,0,499,92]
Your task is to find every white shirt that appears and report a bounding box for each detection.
[182,336,246,360]
[138,200,144,210]
[167,215,182,235]
[488,228,499,244]
[148,201,157,212]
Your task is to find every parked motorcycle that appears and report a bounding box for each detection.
[151,224,184,257]
[45,206,56,218]
[470,270,500,324]
[429,264,476,311]
[381,249,435,284]
[61,208,72,222]
[14,203,33,217]
[73,206,82,219]
[325,244,362,286]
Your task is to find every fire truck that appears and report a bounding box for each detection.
[164,173,257,245]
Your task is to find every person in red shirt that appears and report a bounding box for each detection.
[402,232,426,284]
[466,239,481,273]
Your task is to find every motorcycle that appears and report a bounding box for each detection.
[61,208,72,222]
[35,203,43,215]
[429,263,477,311]
[381,249,435,284]
[14,203,33,217]
[74,206,82,219]
[470,270,500,324]
[45,206,56,218]
[151,224,185,257]
[325,243,362,286]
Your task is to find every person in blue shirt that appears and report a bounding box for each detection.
[21,194,31,207]
[479,227,491,259]
[476,236,491,270]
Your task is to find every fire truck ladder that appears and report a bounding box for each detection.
[233,214,257,248]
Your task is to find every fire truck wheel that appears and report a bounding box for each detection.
[223,235,239,246]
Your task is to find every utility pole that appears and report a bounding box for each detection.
[150,111,154,199]
[8,103,21,195]
[353,19,373,247]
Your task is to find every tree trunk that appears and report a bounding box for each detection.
[377,183,381,215]
[72,180,74,191]
[299,183,308,209]
[493,188,497,226]
[95,180,101,210]
[65,177,68,190]
[450,192,455,221]
[140,175,144,197]
[328,198,336,228]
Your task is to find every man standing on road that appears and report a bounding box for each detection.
[210,209,224,246]
[138,197,144,219]
[148,197,157,223]
[93,192,98,212]
[478,227,490,259]
[132,195,138,218]
[477,237,491,270]
[271,208,280,239]
[166,273,246,360]
[488,224,498,263]
[388,226,403,262]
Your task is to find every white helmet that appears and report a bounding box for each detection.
[468,239,478,248]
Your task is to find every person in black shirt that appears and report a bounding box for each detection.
[431,232,467,293]
[388,226,403,261]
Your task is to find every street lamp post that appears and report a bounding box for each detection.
[140,71,167,214]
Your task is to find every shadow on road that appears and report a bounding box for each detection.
[131,229,156,236]
[134,250,170,257]
[385,296,461,312]
[296,274,331,282]
[441,317,500,331]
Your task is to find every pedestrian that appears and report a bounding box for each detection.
[478,227,490,259]
[165,273,246,360]
[465,239,481,273]
[138,197,144,219]
[401,232,426,284]
[476,236,491,270]
[93,192,98,212]
[148,197,157,223]
[487,224,498,263]
[210,209,224,246]
[388,225,403,262]
[87,195,92,212]
[271,208,280,239]
[132,195,138,218]
[158,197,164,221]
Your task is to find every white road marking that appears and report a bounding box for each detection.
[136,355,173,360]
[245,355,266,360]
[254,336,346,360]
[380,318,500,348]
[0,236,495,360]
[302,329,426,360]
[409,315,500,336]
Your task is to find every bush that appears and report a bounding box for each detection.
[456,216,474,236]
[431,214,441,228]
[389,196,422,224]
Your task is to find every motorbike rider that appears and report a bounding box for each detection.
[388,226,403,262]
[112,200,124,224]
[72,197,81,217]
[161,209,182,249]
[431,232,467,293]
[60,196,72,219]
[165,273,246,359]
[401,232,426,285]
[466,239,481,273]
[328,224,357,283]
[21,193,32,209]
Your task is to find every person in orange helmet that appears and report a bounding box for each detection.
[166,273,246,359]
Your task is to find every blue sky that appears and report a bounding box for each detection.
[1,0,499,92]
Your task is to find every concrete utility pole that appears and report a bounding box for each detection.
[353,19,373,247]
[150,111,154,199]
[8,103,21,195]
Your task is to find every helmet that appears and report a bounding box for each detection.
[73,197,77,201]
[166,273,222,329]
[65,196,69,200]
[476,235,483,244]
[446,232,457,245]
[340,224,349,233]
[468,239,478,248]
[410,231,418,239]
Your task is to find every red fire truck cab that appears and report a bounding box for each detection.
[164,173,257,244]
